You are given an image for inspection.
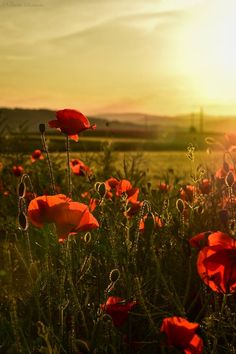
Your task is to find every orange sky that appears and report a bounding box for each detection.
[1,0,236,116]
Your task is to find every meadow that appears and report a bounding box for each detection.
[1,111,236,354]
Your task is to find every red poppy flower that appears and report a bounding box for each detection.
[81,191,99,212]
[139,214,163,232]
[158,182,170,193]
[70,159,92,176]
[28,195,99,240]
[115,179,139,204]
[199,179,211,194]
[101,296,137,327]
[31,149,44,163]
[125,201,143,218]
[12,165,24,177]
[189,231,212,249]
[55,201,99,239]
[49,109,96,142]
[180,185,196,203]
[160,317,203,354]
[105,177,119,190]
[28,194,70,227]
[215,164,236,182]
[197,232,236,293]
[105,177,119,199]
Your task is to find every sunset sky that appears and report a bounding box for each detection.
[1,0,236,116]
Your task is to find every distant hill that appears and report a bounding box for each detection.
[0,108,236,135]
[0,108,159,134]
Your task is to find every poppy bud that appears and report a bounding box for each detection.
[98,182,106,199]
[19,211,28,230]
[225,171,235,187]
[18,181,26,198]
[39,123,46,134]
[176,199,185,214]
[84,232,91,243]
[109,269,120,283]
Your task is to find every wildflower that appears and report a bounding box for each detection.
[139,214,163,232]
[215,163,236,184]
[125,201,143,218]
[49,109,96,142]
[28,194,70,227]
[81,191,100,212]
[115,179,139,204]
[158,182,170,193]
[55,201,99,239]
[28,194,99,240]
[180,185,196,203]
[199,179,211,194]
[31,149,44,163]
[160,316,203,354]
[70,159,92,176]
[105,177,119,198]
[101,296,137,327]
[189,231,212,249]
[12,165,24,177]
[197,232,236,293]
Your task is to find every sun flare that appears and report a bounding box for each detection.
[175,0,236,111]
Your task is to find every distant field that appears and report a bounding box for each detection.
[68,150,223,183]
[1,131,223,153]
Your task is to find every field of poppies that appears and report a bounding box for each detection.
[1,109,236,354]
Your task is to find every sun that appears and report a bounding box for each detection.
[175,0,236,112]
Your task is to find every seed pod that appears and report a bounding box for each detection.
[39,123,46,133]
[19,211,28,231]
[109,268,120,283]
[176,199,185,214]
[18,181,26,198]
[225,171,235,187]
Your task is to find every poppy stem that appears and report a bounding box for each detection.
[65,136,72,198]
[40,129,56,194]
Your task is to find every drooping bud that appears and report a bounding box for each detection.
[19,211,28,230]
[18,181,26,198]
[176,199,185,214]
[109,268,120,283]
[225,171,235,187]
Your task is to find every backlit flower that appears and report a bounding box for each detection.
[49,109,96,142]
[101,296,137,327]
[31,149,44,163]
[160,316,203,354]
[55,201,99,239]
[12,165,24,177]
[115,179,139,204]
[70,159,92,176]
[28,194,70,227]
[196,231,236,293]
[199,179,211,194]
[28,194,99,240]
[139,214,163,232]
[180,185,196,203]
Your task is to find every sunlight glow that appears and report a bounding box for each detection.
[176,0,236,109]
